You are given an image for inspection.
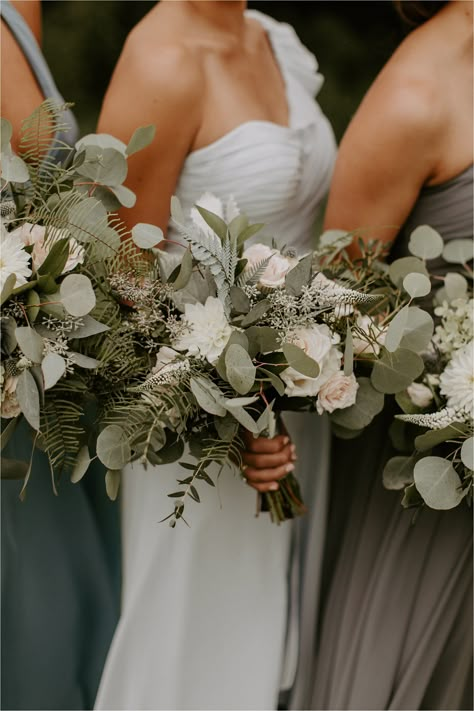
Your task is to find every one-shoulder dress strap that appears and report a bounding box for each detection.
[246,9,324,98]
[1,0,79,152]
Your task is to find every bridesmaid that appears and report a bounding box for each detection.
[244,1,473,709]
[1,2,119,708]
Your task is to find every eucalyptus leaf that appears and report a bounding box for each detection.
[109,184,136,208]
[78,184,121,212]
[97,425,131,469]
[1,146,29,183]
[41,352,66,390]
[16,369,40,430]
[75,146,128,186]
[1,118,12,150]
[26,290,41,323]
[461,437,474,471]
[389,257,429,287]
[236,223,265,247]
[403,272,431,299]
[190,377,226,416]
[224,403,259,434]
[401,482,424,509]
[214,414,239,442]
[384,306,433,354]
[67,315,109,339]
[240,299,271,327]
[1,459,29,480]
[371,348,424,394]
[171,248,193,291]
[382,456,415,490]
[414,423,469,452]
[344,322,354,376]
[76,133,127,154]
[442,239,473,265]
[132,223,163,249]
[1,274,17,305]
[60,274,96,317]
[282,342,319,378]
[246,326,280,356]
[37,237,70,278]
[195,206,228,241]
[256,403,277,437]
[225,344,256,395]
[1,316,17,356]
[408,225,444,260]
[228,214,249,241]
[126,124,156,156]
[170,195,185,224]
[258,367,286,396]
[285,254,312,297]
[15,326,44,363]
[331,423,364,440]
[70,445,91,483]
[105,469,121,501]
[225,396,259,408]
[230,286,250,314]
[68,352,100,369]
[444,272,468,301]
[331,377,384,430]
[414,456,464,509]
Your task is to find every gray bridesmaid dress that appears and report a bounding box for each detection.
[1,3,119,708]
[291,166,473,711]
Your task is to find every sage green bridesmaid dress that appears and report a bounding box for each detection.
[1,2,119,708]
[290,166,473,711]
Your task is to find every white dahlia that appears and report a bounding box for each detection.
[0,228,32,292]
[439,341,474,416]
[172,296,232,364]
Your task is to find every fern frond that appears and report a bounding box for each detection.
[40,393,84,483]
[237,256,272,287]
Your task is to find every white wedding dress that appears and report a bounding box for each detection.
[95,11,336,711]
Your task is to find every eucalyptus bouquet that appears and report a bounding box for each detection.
[0,100,155,496]
[379,232,473,511]
[96,194,391,525]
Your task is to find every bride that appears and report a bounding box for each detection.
[95,2,335,708]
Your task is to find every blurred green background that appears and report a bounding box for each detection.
[42,0,406,141]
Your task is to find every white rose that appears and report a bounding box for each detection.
[11,222,85,274]
[316,371,359,415]
[352,314,386,356]
[1,374,21,419]
[172,296,232,364]
[406,382,434,409]
[243,243,298,289]
[281,324,342,397]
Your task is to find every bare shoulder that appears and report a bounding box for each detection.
[111,20,205,109]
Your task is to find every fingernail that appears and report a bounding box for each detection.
[269,483,279,491]
[290,444,296,455]
[286,463,295,473]
[282,436,290,445]
[291,453,298,462]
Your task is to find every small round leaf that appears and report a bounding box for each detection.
[414,456,464,509]
[444,272,468,301]
[408,225,444,260]
[41,352,66,390]
[403,272,431,299]
[131,223,164,249]
[60,274,96,317]
[389,257,429,287]
[70,445,91,483]
[461,437,474,471]
[97,425,131,470]
[442,239,473,265]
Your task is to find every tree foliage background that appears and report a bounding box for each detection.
[42,1,406,141]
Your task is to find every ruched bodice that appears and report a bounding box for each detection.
[168,10,336,253]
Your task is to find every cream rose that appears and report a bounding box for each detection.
[243,243,298,289]
[1,374,21,419]
[11,223,85,274]
[406,382,434,409]
[316,371,359,415]
[281,324,342,398]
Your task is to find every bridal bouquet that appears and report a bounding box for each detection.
[96,195,397,525]
[380,234,473,511]
[0,100,155,495]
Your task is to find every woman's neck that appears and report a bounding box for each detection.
[167,0,247,38]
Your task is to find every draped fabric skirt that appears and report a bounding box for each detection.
[290,410,473,710]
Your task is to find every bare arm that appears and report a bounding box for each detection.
[97,38,203,234]
[324,65,443,257]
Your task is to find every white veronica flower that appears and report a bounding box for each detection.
[10,222,85,274]
[433,298,474,358]
[439,341,474,416]
[0,227,32,292]
[190,192,239,237]
[407,381,434,409]
[243,243,298,289]
[282,324,342,398]
[172,296,232,364]
[316,371,359,415]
